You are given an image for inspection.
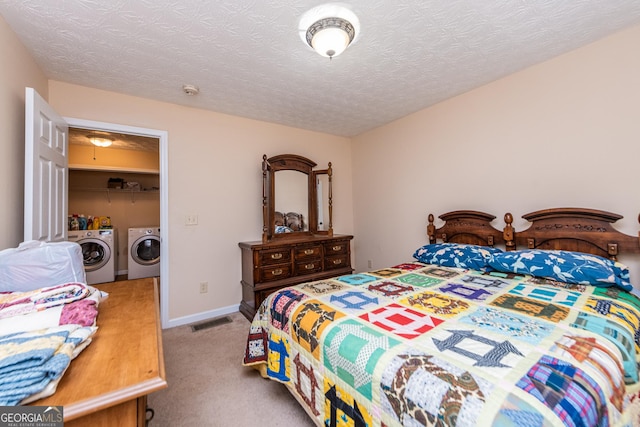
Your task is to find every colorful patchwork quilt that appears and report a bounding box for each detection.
[243,262,640,426]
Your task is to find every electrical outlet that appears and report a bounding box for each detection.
[367,260,372,269]
[199,282,208,293]
[185,214,198,225]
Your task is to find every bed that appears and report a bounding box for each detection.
[243,208,640,426]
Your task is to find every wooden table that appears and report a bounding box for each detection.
[30,278,167,426]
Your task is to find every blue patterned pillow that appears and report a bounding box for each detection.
[487,249,632,291]
[413,243,502,271]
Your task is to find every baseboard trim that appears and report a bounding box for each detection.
[163,304,240,329]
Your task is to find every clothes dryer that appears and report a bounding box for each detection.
[128,227,161,279]
[67,229,117,285]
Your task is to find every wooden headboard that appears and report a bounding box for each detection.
[428,208,640,261]
[427,210,505,247]
[505,207,640,261]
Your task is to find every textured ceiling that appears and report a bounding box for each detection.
[69,128,159,152]
[2,1,640,137]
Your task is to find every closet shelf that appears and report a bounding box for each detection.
[69,164,159,174]
[69,188,159,193]
[69,187,159,203]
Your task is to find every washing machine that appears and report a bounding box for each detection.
[67,229,117,285]
[128,227,161,280]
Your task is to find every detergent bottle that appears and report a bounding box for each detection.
[78,214,87,230]
[70,215,79,230]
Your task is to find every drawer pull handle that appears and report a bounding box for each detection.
[304,263,315,270]
[333,259,343,265]
[271,253,283,260]
[304,249,314,255]
[332,245,342,251]
[272,269,283,276]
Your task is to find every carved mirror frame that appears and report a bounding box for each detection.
[262,154,333,242]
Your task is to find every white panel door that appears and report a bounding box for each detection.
[24,87,68,242]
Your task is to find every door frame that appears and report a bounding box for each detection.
[65,117,170,328]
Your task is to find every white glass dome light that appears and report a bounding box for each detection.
[299,4,360,59]
[307,17,355,58]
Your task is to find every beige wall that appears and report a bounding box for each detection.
[352,24,640,285]
[0,16,48,248]
[48,81,354,323]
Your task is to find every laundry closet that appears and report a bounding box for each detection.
[67,128,160,283]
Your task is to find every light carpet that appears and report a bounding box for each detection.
[147,311,315,426]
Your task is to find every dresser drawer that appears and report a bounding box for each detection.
[239,235,354,322]
[325,254,350,271]
[259,248,291,266]
[324,241,348,256]
[294,259,323,275]
[259,264,292,282]
[294,245,322,260]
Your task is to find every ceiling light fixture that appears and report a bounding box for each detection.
[299,4,360,60]
[87,135,114,147]
[306,17,355,59]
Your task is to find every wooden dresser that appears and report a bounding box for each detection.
[239,234,354,320]
[30,278,167,427]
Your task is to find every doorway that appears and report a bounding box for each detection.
[65,117,169,328]
[68,127,159,281]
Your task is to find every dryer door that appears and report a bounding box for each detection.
[80,239,111,272]
[131,236,160,266]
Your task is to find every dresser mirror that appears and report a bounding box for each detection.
[262,154,333,242]
[313,165,332,232]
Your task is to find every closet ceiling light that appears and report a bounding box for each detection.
[88,135,114,147]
